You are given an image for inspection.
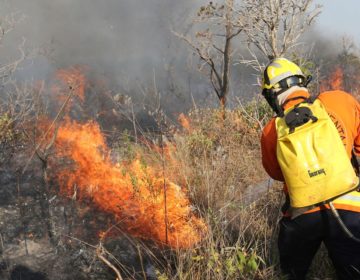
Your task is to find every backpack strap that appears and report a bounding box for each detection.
[285,106,318,133]
[282,92,320,108]
[278,93,320,120]
[351,150,360,176]
[306,92,320,104]
[281,96,307,109]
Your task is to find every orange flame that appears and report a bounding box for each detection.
[178,113,191,131]
[54,120,207,248]
[51,66,87,113]
[320,66,344,92]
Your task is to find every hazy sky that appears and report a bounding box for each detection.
[317,0,360,45]
[1,0,359,89]
[0,0,357,112]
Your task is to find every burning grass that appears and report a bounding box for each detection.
[153,109,281,279]
[0,64,340,279]
[47,93,284,278]
[145,108,335,279]
[53,119,207,249]
[44,68,282,277]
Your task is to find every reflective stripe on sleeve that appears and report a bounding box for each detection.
[332,191,360,212]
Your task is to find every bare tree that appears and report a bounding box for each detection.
[175,0,244,114]
[176,0,321,112]
[0,11,30,166]
[0,12,26,86]
[241,0,322,70]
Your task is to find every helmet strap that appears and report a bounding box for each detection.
[263,75,313,117]
[305,75,312,87]
[274,99,285,117]
[262,89,285,117]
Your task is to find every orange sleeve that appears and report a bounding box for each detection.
[319,91,360,156]
[353,97,360,156]
[261,119,284,181]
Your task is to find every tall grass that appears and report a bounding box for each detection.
[155,108,281,279]
[111,104,335,279]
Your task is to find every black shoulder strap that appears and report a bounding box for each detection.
[285,106,318,133]
[351,150,360,176]
[307,92,320,104]
[278,93,320,118]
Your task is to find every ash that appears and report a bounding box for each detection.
[0,156,158,280]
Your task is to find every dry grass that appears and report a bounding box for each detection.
[117,107,283,279]
[130,106,335,280]
[2,90,336,279]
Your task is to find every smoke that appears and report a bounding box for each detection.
[1,0,356,111]
[4,0,196,79]
[0,0,212,124]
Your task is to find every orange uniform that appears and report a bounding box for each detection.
[261,89,360,213]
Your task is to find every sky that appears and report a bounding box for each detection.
[317,0,360,45]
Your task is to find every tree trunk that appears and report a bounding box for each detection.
[219,0,234,118]
[220,95,226,120]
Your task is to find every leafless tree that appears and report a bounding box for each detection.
[240,0,322,71]
[0,11,30,166]
[0,12,26,86]
[176,0,321,113]
[175,0,244,114]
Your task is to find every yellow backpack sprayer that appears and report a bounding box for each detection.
[276,95,360,241]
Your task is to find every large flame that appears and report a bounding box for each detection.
[54,121,206,248]
[51,67,207,248]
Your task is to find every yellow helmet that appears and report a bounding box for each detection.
[262,57,305,91]
[261,58,312,116]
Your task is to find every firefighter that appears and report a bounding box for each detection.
[260,57,360,280]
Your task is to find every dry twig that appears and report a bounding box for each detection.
[96,244,123,280]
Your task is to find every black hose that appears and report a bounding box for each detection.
[329,201,360,243]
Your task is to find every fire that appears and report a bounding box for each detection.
[320,66,344,92]
[328,67,343,90]
[46,65,207,248]
[55,66,86,100]
[178,113,191,131]
[54,120,207,248]
[51,66,87,113]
